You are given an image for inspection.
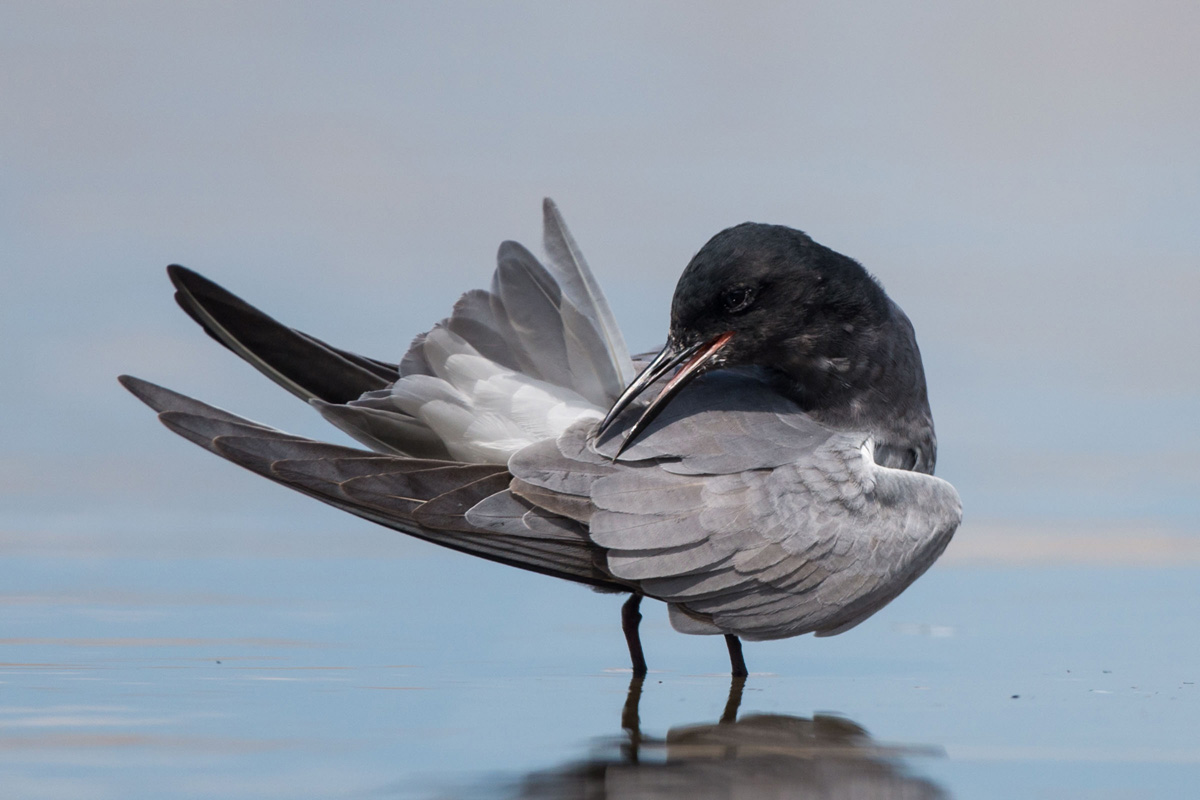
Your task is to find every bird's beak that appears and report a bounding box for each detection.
[596,331,735,459]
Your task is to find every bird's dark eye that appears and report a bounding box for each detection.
[721,285,755,314]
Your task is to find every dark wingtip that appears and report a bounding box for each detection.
[166,263,196,289]
[168,264,218,314]
[117,374,177,413]
[120,375,277,431]
[166,263,221,297]
[117,373,154,400]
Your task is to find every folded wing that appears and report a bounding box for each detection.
[119,375,625,591]
[510,372,963,641]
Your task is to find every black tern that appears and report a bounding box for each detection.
[120,199,961,676]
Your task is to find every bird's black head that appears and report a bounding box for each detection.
[597,222,914,460]
[667,222,891,374]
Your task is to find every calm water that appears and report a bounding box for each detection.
[1,529,1197,799]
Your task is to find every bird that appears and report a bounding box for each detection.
[120,199,961,677]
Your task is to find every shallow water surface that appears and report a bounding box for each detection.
[1,529,1197,799]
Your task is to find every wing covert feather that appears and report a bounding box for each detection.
[513,376,961,641]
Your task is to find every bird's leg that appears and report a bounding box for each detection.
[622,593,648,676]
[725,634,748,678]
[620,672,646,762]
[720,673,747,724]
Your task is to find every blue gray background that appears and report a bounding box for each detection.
[3,1,1197,548]
[3,6,1199,797]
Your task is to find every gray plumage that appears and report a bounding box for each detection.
[510,372,960,640]
[122,199,960,668]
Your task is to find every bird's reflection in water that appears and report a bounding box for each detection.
[466,676,950,800]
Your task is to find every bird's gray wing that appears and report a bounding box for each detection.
[372,202,640,461]
[167,264,451,459]
[395,200,635,409]
[168,264,398,403]
[119,375,625,591]
[309,397,452,460]
[541,198,637,392]
[511,373,962,641]
[166,200,634,463]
